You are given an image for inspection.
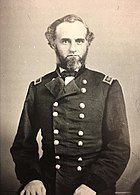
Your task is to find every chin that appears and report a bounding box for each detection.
[66,63,81,71]
[66,65,77,71]
[66,56,82,70]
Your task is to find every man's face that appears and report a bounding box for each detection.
[54,21,89,71]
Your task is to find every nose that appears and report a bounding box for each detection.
[69,41,76,53]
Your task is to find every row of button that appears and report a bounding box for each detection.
[54,139,84,146]
[53,102,86,109]
[55,164,82,171]
[53,112,85,119]
[55,156,83,162]
[54,129,84,136]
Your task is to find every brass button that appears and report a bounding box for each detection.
[78,130,84,136]
[77,166,82,171]
[79,103,85,109]
[55,164,61,170]
[82,79,87,84]
[78,157,83,161]
[78,141,83,146]
[55,156,60,160]
[79,113,85,119]
[81,88,86,93]
[54,140,59,145]
[53,102,58,107]
[53,112,58,117]
[54,129,59,134]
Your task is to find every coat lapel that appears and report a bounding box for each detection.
[57,79,81,100]
[45,76,81,100]
[45,77,64,98]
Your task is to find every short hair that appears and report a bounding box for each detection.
[45,14,94,49]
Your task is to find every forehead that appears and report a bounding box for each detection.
[55,21,87,38]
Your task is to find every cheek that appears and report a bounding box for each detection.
[57,45,69,56]
[78,45,88,54]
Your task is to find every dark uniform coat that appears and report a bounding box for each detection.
[10,67,130,195]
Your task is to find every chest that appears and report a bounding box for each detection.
[36,79,106,125]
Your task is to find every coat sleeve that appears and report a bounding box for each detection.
[10,82,42,185]
[84,80,130,192]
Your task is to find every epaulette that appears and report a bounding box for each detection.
[34,77,42,85]
[102,75,114,85]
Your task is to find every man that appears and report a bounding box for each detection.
[10,14,130,195]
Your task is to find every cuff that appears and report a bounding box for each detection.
[19,169,43,185]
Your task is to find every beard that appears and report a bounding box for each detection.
[55,47,88,71]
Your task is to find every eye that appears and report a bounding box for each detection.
[76,39,85,45]
[61,39,70,45]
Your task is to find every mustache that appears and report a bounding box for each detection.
[66,54,79,57]
[66,55,81,60]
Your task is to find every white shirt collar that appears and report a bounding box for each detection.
[59,67,79,73]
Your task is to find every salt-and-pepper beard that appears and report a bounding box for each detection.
[55,47,88,72]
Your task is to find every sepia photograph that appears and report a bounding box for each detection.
[0,0,140,194]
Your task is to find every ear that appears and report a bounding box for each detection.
[88,42,91,46]
[50,45,55,49]
[86,40,90,46]
[50,41,56,50]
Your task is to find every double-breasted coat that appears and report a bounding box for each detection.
[10,67,130,195]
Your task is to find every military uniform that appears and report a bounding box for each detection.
[10,67,130,195]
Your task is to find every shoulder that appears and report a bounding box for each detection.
[85,68,123,98]
[102,75,114,85]
[33,71,56,86]
[34,77,42,85]
[85,68,115,85]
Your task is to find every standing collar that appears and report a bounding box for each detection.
[56,64,86,78]
[59,67,79,73]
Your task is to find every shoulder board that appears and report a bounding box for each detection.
[34,77,42,85]
[102,75,114,85]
